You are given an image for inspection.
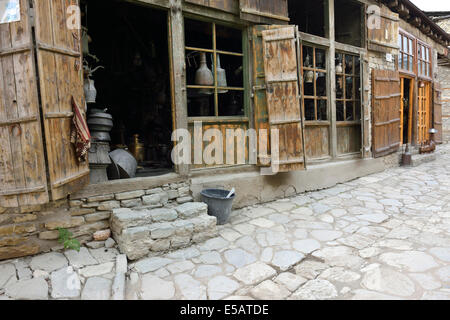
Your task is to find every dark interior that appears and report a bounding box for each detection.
[288,0,326,38]
[335,0,363,47]
[82,0,173,177]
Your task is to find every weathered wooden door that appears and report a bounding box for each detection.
[433,83,443,144]
[371,69,401,157]
[0,0,49,207]
[252,25,306,172]
[0,0,88,207]
[34,0,89,201]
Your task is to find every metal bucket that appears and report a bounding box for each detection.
[200,189,235,225]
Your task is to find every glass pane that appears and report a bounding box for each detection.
[345,55,353,74]
[187,90,214,117]
[316,72,327,97]
[216,24,242,53]
[317,100,327,121]
[217,54,243,88]
[398,35,402,51]
[218,90,244,116]
[398,54,402,69]
[184,18,212,49]
[409,39,413,55]
[346,102,354,121]
[403,36,408,54]
[304,71,314,96]
[315,48,326,69]
[403,54,408,70]
[186,51,214,86]
[409,56,413,72]
[304,99,315,121]
[426,64,430,77]
[426,48,429,62]
[303,46,314,67]
[345,76,353,99]
[336,76,344,98]
[422,46,426,60]
[336,101,344,121]
[336,53,343,74]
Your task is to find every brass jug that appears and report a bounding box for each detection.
[129,134,145,163]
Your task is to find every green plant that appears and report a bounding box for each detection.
[58,228,81,252]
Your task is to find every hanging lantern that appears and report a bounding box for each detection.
[195,52,214,95]
[216,54,228,93]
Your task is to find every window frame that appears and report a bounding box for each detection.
[417,40,432,81]
[184,18,248,121]
[398,31,416,76]
[335,51,361,124]
[300,43,330,123]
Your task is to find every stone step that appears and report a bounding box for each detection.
[111,202,217,260]
[410,152,436,167]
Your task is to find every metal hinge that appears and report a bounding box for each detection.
[253,85,267,91]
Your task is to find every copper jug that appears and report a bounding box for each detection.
[129,134,145,163]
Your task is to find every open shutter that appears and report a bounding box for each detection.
[240,0,289,24]
[371,69,401,158]
[260,26,305,172]
[367,5,399,54]
[0,0,49,207]
[34,0,89,200]
[433,83,443,144]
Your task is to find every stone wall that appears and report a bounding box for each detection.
[0,182,192,261]
[438,64,450,143]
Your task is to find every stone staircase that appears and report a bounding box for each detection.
[111,203,218,260]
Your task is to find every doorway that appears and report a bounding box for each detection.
[81,0,174,180]
[400,77,413,145]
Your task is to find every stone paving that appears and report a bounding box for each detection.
[1,146,450,300]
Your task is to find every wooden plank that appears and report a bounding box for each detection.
[372,69,401,158]
[261,26,304,172]
[239,0,289,24]
[433,82,443,144]
[0,0,49,207]
[34,0,90,201]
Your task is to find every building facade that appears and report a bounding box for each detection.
[0,0,449,260]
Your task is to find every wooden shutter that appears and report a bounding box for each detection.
[0,0,49,207]
[371,69,401,158]
[34,0,89,200]
[433,83,443,144]
[240,0,289,24]
[367,6,399,53]
[260,26,305,172]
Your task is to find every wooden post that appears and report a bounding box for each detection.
[169,0,189,176]
[327,0,337,159]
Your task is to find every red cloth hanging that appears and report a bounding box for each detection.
[70,96,91,163]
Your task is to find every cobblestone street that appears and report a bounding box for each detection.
[1,146,450,300]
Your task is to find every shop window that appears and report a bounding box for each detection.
[288,0,326,38]
[185,19,245,117]
[335,52,361,122]
[398,33,415,73]
[301,45,328,121]
[418,42,431,79]
[335,0,364,48]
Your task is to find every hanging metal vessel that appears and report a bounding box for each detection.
[84,78,97,103]
[195,52,214,95]
[216,54,228,94]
